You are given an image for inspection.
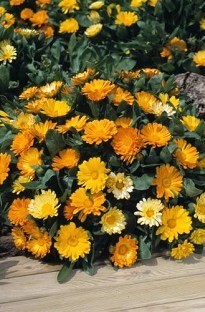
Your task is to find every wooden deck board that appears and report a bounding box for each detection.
[1,254,205,311]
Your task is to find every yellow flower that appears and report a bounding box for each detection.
[88,10,101,23]
[169,96,180,108]
[40,98,71,117]
[115,11,138,27]
[29,10,49,27]
[194,193,205,223]
[171,240,194,260]
[110,235,138,268]
[84,23,103,38]
[148,0,158,6]
[118,70,140,81]
[141,68,161,78]
[0,7,6,16]
[156,206,192,242]
[168,37,187,52]
[58,0,79,13]
[0,40,17,64]
[20,8,34,20]
[11,130,34,155]
[111,87,134,106]
[112,126,144,164]
[193,51,205,67]
[70,188,106,216]
[15,28,38,37]
[135,91,158,114]
[59,18,79,34]
[12,175,32,194]
[54,222,91,261]
[152,164,183,200]
[181,115,201,132]
[30,120,56,142]
[160,47,172,60]
[89,1,104,10]
[200,18,205,30]
[57,115,88,133]
[107,3,121,17]
[39,81,63,98]
[115,117,133,128]
[17,147,42,178]
[190,229,205,245]
[71,68,96,85]
[52,148,80,171]
[2,13,15,29]
[8,198,30,226]
[174,139,199,169]
[82,119,117,145]
[100,207,126,235]
[12,227,26,250]
[28,189,60,219]
[77,157,110,193]
[106,172,134,199]
[141,123,171,148]
[82,79,115,101]
[19,86,38,100]
[27,231,52,258]
[0,153,11,185]
[26,99,46,113]
[12,112,35,130]
[130,0,147,8]
[10,0,25,5]
[135,198,164,227]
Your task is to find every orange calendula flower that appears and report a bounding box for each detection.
[36,0,51,7]
[111,87,134,106]
[112,126,144,164]
[64,200,75,220]
[8,198,30,226]
[20,8,34,20]
[71,68,96,86]
[58,0,79,13]
[152,164,183,200]
[12,112,35,130]
[0,153,11,185]
[19,86,38,100]
[38,81,63,98]
[194,193,205,223]
[17,147,42,178]
[38,24,54,38]
[193,50,205,67]
[52,148,80,171]
[59,18,79,34]
[115,117,133,128]
[174,139,199,169]
[57,115,88,133]
[82,119,117,145]
[82,79,115,101]
[12,227,27,250]
[171,240,194,260]
[10,0,25,5]
[27,231,52,258]
[161,37,187,60]
[11,131,34,155]
[40,98,71,117]
[30,120,56,142]
[110,235,138,268]
[141,68,161,78]
[115,11,138,27]
[26,99,43,113]
[29,10,49,27]
[135,91,158,114]
[141,122,171,148]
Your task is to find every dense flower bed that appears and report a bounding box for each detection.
[0,0,205,282]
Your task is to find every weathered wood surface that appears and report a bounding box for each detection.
[1,253,205,312]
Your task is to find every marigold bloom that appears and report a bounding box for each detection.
[27,232,52,258]
[118,70,140,81]
[77,157,110,193]
[12,112,35,130]
[20,8,34,20]
[28,189,60,219]
[64,200,75,220]
[39,24,54,38]
[190,229,205,245]
[89,1,104,10]
[130,0,147,8]
[141,123,171,148]
[40,98,71,117]
[10,0,25,5]
[115,117,133,128]
[54,222,91,261]
[12,227,26,250]
[57,115,88,133]
[71,68,96,86]
[12,175,32,194]
[101,207,126,235]
[106,172,134,200]
[82,79,115,101]
[0,40,17,64]
[82,119,117,145]
[152,164,183,200]
[141,68,161,78]
[0,153,11,185]
[52,148,80,171]
[193,51,205,67]
[151,101,175,117]
[15,28,38,37]
[59,18,79,34]
[22,219,41,236]
[8,198,30,226]
[30,120,56,142]
[171,240,194,260]
[84,23,103,38]
[2,13,15,28]
[115,11,138,27]
[168,37,187,52]
[17,147,42,178]
[135,91,158,114]
[194,193,205,223]
[58,0,79,13]
[148,0,158,6]
[11,131,34,155]
[19,86,38,100]
[135,198,164,227]
[160,47,172,60]
[39,81,63,98]
[29,10,49,27]
[174,139,199,169]
[26,99,43,113]
[88,10,101,23]
[181,115,201,132]
[36,0,51,7]
[112,87,134,106]
[112,126,144,164]
[110,235,138,268]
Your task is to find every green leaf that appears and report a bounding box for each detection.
[132,174,153,190]
[159,146,172,162]
[183,179,203,197]
[138,236,152,260]
[23,169,55,189]
[57,262,75,283]
[46,130,65,157]
[0,65,10,93]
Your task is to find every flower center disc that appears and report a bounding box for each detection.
[167,219,176,229]
[146,208,154,218]
[69,236,78,247]
[162,178,171,188]
[116,180,124,189]
[84,199,93,208]
[91,171,99,179]
[118,244,128,255]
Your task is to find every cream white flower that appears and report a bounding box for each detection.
[134,198,164,227]
[106,172,134,199]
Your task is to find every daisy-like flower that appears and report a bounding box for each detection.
[135,91,158,114]
[161,37,187,60]
[57,115,88,133]
[84,23,103,38]
[71,68,96,85]
[29,10,49,27]
[194,193,205,223]
[27,231,52,258]
[193,51,205,67]
[58,0,79,13]
[10,0,25,5]
[70,188,106,216]
[112,126,144,164]
[100,207,127,235]
[111,87,134,106]
[19,86,38,100]
[151,101,176,117]
[130,0,147,8]
[106,172,134,199]
[89,1,104,10]
[39,81,63,98]
[190,229,205,245]
[141,123,171,148]
[25,99,47,114]
[59,18,79,34]
[148,0,158,6]
[28,189,60,219]
[115,11,138,27]
[82,119,117,145]
[0,153,11,185]
[52,148,80,171]
[82,79,115,101]
[15,28,38,37]
[22,219,41,237]
[156,206,192,242]
[118,70,140,81]
[174,139,199,169]
[181,116,201,132]
[115,117,133,128]
[12,112,35,130]
[38,24,54,39]
[171,240,194,260]
[30,120,56,142]
[11,130,34,156]
[40,98,71,117]
[8,198,30,226]
[110,235,138,268]
[20,8,34,20]
[0,40,17,64]
[77,157,110,193]
[11,227,26,250]
[152,164,183,200]
[12,175,32,194]
[36,0,51,7]
[134,198,164,227]
[17,147,42,178]
[54,222,91,261]
[141,68,161,78]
